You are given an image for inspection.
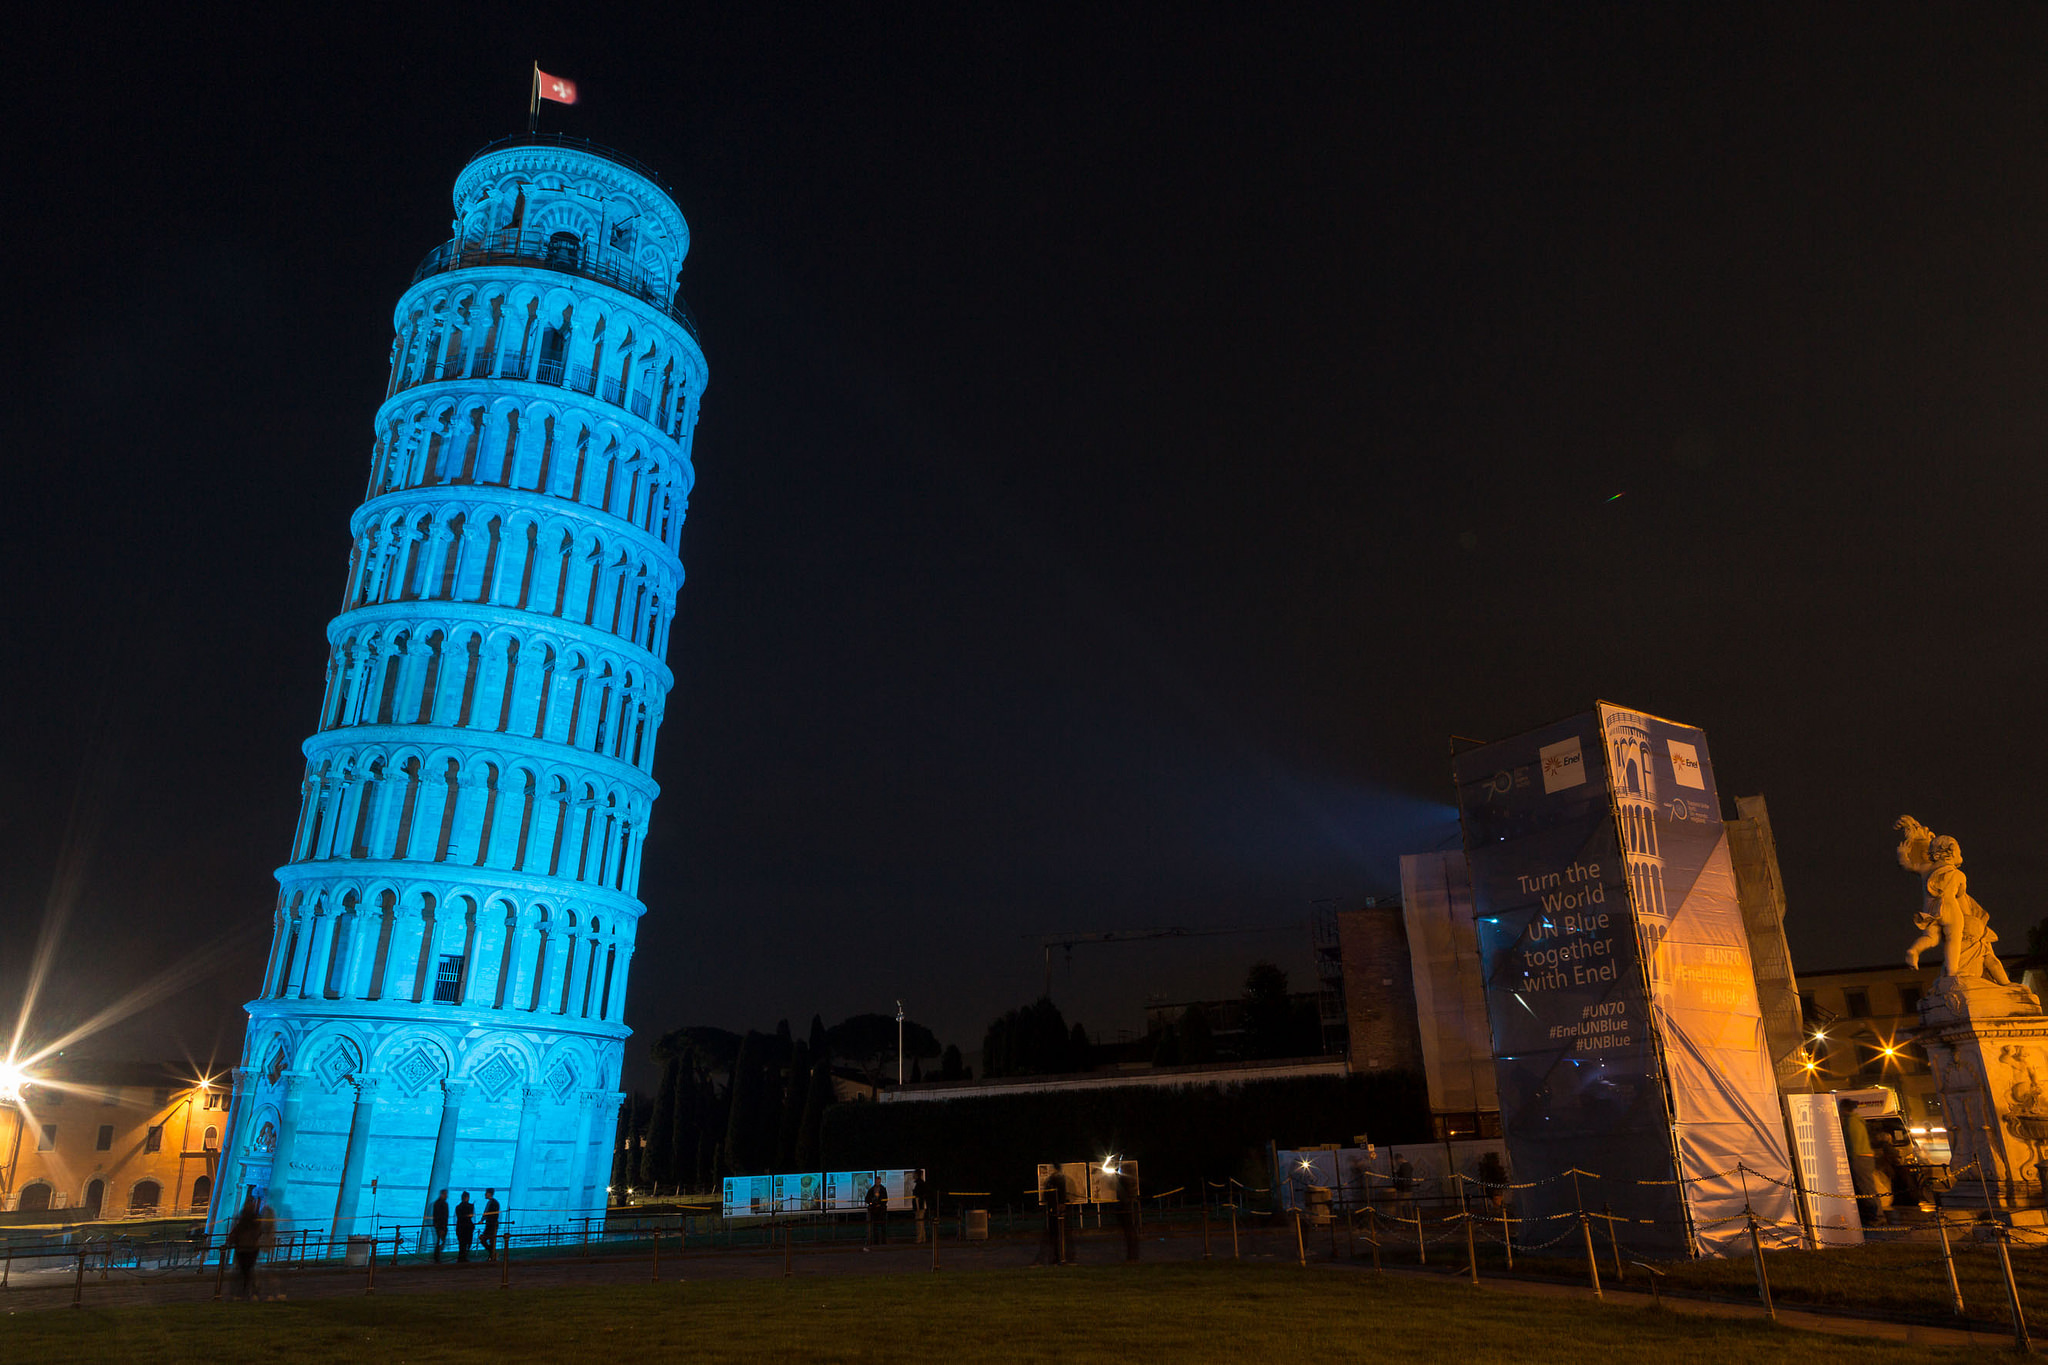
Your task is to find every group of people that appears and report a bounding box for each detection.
[861,1169,935,1247]
[1035,1167,1141,1265]
[428,1187,502,1262]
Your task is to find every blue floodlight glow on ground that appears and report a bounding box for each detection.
[206,135,709,1242]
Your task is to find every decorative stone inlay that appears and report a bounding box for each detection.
[545,1057,577,1100]
[315,1037,362,1091]
[472,1051,519,1102]
[391,1045,442,1096]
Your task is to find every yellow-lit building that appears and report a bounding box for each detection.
[1795,962,1959,1127]
[1,1061,231,1221]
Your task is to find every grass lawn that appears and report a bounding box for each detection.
[1479,1235,2042,1326]
[0,1263,1991,1363]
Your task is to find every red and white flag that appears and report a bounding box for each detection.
[537,69,578,106]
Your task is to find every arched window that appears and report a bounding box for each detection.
[83,1179,105,1219]
[546,231,580,267]
[203,1125,220,1151]
[538,325,568,386]
[191,1175,213,1210]
[17,1183,51,1212]
[129,1180,162,1213]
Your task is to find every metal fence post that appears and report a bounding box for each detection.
[1229,1197,1238,1259]
[1745,1212,1774,1321]
[1936,1216,1965,1316]
[1603,1201,1624,1282]
[1201,1190,1212,1259]
[72,1246,85,1308]
[499,1220,510,1289]
[1998,1224,2031,1354]
[651,1226,660,1282]
[1292,1208,1307,1267]
[1464,1214,1478,1285]
[213,1242,227,1301]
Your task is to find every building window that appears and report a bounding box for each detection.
[433,953,465,1004]
[18,1183,51,1212]
[41,1089,62,1107]
[203,1125,220,1151]
[1798,992,1816,1025]
[96,1124,114,1151]
[1844,990,1870,1018]
[1897,983,1922,1014]
[145,1124,164,1153]
[152,1087,171,1107]
[191,1175,213,1210]
[129,1180,161,1213]
[101,1089,119,1107]
[204,1090,226,1111]
[37,1124,56,1151]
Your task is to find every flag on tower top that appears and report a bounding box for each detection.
[537,69,578,105]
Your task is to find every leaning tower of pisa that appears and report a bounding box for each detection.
[1604,711,1671,996]
[211,135,707,1241]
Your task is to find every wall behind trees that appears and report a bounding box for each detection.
[818,1072,1427,1200]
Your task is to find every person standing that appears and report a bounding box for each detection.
[912,1168,934,1244]
[1034,1169,1066,1266]
[864,1173,888,1247]
[1115,1168,1140,1262]
[431,1189,450,1263]
[256,1199,278,1299]
[455,1191,476,1263]
[481,1188,501,1261]
[228,1194,263,1300]
[1839,1100,1882,1227]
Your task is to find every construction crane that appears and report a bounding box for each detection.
[1028,925,1290,999]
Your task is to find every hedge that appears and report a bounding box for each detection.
[817,1071,1428,1201]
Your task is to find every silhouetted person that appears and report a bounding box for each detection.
[228,1194,263,1300]
[1839,1100,1881,1227]
[455,1191,476,1262]
[864,1174,888,1246]
[431,1189,449,1263]
[912,1168,934,1243]
[482,1188,501,1260]
[1035,1170,1066,1266]
[1116,1169,1140,1262]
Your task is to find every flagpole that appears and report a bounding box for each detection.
[529,61,540,135]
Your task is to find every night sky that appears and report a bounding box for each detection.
[9,6,2048,1086]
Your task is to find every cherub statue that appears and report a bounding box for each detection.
[1898,815,2014,985]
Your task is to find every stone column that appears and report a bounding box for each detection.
[263,1072,309,1221]
[506,1085,549,1227]
[331,1076,382,1239]
[561,1091,603,1221]
[207,1066,258,1238]
[422,1079,470,1221]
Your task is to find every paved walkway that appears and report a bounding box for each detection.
[0,1222,2024,1350]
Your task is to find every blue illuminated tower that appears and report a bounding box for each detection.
[211,136,707,1239]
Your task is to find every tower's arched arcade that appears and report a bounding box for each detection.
[212,135,707,1240]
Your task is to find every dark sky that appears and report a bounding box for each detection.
[8,5,2048,1085]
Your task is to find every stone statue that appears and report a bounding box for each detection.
[1897,815,2013,984]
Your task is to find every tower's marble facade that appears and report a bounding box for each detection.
[211,135,706,1240]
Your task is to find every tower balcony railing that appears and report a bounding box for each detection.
[411,228,699,340]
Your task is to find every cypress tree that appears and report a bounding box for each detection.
[808,1013,828,1060]
[668,1058,699,1190]
[646,1054,680,1188]
[776,1041,809,1170]
[724,1031,764,1172]
[795,1052,835,1172]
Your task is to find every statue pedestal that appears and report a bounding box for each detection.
[1917,976,2048,1214]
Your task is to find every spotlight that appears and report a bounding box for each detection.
[0,1059,29,1104]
